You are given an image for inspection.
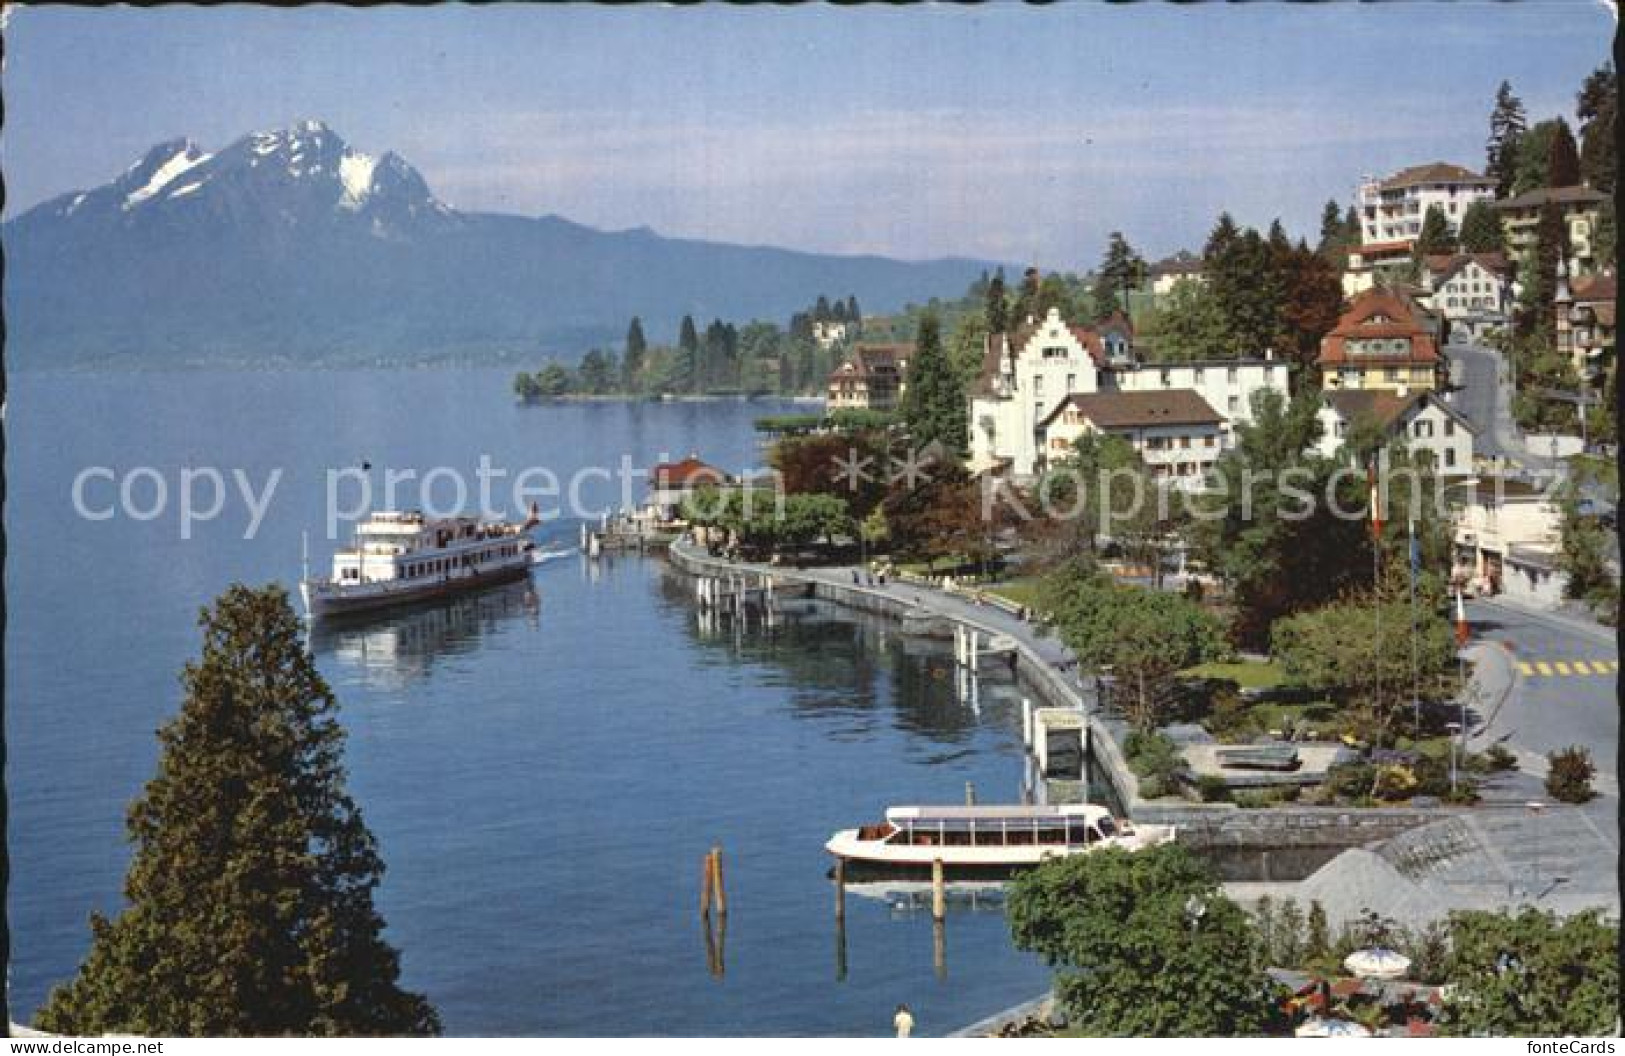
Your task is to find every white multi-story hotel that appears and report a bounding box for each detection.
[1356,162,1496,249]
[968,307,1289,479]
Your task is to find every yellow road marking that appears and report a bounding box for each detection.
[1518,662,1537,676]
[1554,661,1573,676]
[1570,661,1593,675]
[1536,662,1554,676]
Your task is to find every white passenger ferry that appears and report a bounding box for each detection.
[300,506,538,620]
[826,804,1175,879]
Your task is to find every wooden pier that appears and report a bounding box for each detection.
[580,515,674,556]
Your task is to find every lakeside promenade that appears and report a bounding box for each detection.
[664,537,1619,921]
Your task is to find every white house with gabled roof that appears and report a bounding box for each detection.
[968,306,1289,479]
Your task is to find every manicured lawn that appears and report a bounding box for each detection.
[985,578,1046,611]
[1180,660,1286,690]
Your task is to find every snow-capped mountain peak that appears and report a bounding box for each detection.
[24,122,459,237]
[117,139,211,210]
[338,149,380,210]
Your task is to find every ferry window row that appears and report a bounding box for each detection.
[399,544,520,579]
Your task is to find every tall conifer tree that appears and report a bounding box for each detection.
[901,313,967,455]
[1487,80,1528,197]
[39,586,440,1037]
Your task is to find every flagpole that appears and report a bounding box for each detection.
[1408,517,1421,735]
[1455,589,1471,759]
[1369,460,1384,723]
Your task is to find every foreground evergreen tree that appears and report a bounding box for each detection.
[38,586,440,1037]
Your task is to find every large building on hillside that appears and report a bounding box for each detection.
[1557,268,1617,380]
[1316,286,1446,394]
[825,342,912,411]
[1495,185,1608,275]
[1356,162,1496,248]
[1147,250,1205,295]
[967,306,1288,479]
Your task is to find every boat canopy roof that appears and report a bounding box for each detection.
[886,804,1111,824]
[357,511,483,535]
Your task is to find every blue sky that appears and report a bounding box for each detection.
[2,3,1614,266]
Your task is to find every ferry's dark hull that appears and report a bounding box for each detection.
[833,860,1033,885]
[304,560,532,620]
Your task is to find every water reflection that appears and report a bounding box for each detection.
[653,572,1025,749]
[308,578,542,690]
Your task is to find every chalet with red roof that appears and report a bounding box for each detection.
[1316,287,1445,394]
[641,454,731,524]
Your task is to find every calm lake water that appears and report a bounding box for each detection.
[6,370,1067,1036]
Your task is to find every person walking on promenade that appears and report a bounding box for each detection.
[893,1004,915,1038]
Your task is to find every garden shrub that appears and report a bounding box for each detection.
[1545,746,1596,803]
[1196,774,1231,802]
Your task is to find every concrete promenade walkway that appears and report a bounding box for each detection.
[671,537,1085,681]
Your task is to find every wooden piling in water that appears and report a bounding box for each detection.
[931,858,945,922]
[710,845,728,918]
[933,916,947,980]
[834,857,846,921]
[700,850,714,918]
[965,781,976,806]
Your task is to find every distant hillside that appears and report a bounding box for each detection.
[4,121,999,369]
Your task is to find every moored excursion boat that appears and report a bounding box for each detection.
[300,505,539,620]
[825,804,1175,881]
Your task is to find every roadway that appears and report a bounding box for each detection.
[1467,596,1618,791]
[1443,340,1561,476]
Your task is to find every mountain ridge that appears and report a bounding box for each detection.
[5,122,999,369]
